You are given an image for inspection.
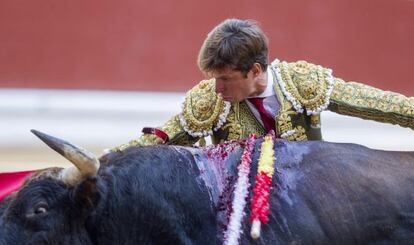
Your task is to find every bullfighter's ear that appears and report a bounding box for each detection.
[73,177,100,211]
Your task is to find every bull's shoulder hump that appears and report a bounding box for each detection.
[276,140,414,168]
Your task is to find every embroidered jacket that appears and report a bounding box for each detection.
[115,59,414,150]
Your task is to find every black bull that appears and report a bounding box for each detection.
[0,133,413,244]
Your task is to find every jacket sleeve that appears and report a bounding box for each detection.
[276,60,414,130]
[328,78,414,129]
[112,79,231,151]
[113,114,199,151]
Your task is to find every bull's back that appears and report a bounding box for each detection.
[252,141,414,244]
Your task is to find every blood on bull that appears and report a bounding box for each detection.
[0,130,413,244]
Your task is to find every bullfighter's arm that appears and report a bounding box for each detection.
[276,60,414,130]
[113,114,199,151]
[328,78,414,129]
[113,79,229,151]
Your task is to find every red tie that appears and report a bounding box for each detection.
[248,97,275,133]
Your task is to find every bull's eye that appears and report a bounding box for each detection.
[26,202,50,219]
[35,206,47,214]
[34,203,49,215]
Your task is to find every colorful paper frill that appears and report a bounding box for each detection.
[250,134,275,239]
[223,134,256,245]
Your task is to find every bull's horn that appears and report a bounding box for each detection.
[31,129,100,186]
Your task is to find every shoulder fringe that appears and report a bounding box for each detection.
[271,59,336,115]
[179,79,231,137]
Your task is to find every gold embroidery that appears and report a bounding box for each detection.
[197,137,206,147]
[238,101,266,138]
[330,79,414,129]
[293,126,308,141]
[277,112,293,133]
[278,61,333,114]
[180,79,230,136]
[222,105,242,141]
[270,63,310,141]
[112,114,196,151]
[115,59,413,151]
[112,134,161,151]
[161,115,182,138]
[310,115,321,128]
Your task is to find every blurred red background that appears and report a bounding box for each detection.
[0,0,413,95]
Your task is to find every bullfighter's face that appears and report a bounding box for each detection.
[209,63,267,102]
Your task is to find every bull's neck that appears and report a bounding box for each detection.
[179,141,244,234]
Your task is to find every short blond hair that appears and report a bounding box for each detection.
[198,19,268,75]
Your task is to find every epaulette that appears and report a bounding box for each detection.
[271,59,336,115]
[179,79,231,137]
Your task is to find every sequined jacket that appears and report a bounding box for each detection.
[115,60,414,150]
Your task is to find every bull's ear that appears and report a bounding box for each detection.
[72,177,100,212]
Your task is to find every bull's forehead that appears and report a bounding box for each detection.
[23,167,63,186]
[0,168,64,206]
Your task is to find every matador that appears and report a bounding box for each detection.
[114,59,414,150]
[114,19,413,150]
